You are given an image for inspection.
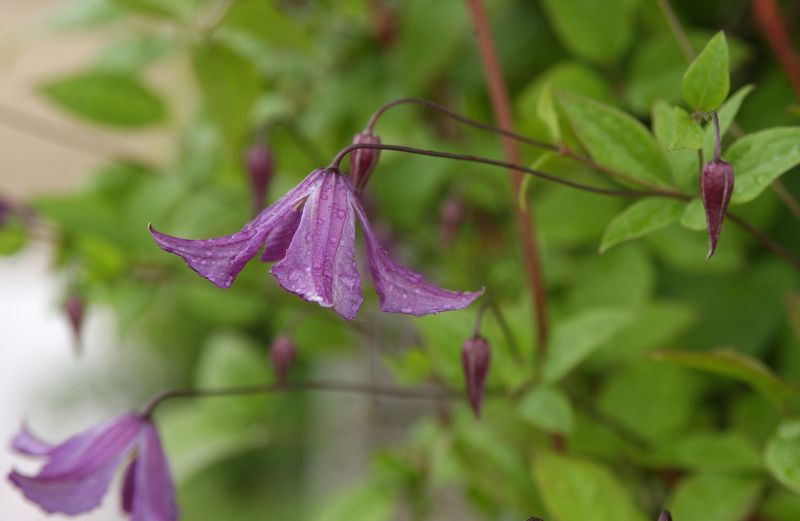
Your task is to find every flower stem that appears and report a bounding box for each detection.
[464,0,549,356]
[655,0,696,61]
[711,111,722,162]
[141,380,460,418]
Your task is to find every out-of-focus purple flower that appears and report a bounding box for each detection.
[64,294,85,346]
[461,335,490,418]
[0,198,9,228]
[658,511,673,521]
[8,414,177,521]
[150,168,482,320]
[245,143,274,216]
[349,132,381,195]
[270,335,295,386]
[439,194,464,245]
[700,159,734,258]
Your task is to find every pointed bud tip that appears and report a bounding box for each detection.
[461,335,490,418]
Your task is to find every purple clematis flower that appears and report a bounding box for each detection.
[149,168,483,320]
[8,414,177,521]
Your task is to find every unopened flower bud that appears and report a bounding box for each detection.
[350,132,381,194]
[270,335,295,386]
[700,159,734,258]
[658,511,673,521]
[64,294,85,349]
[439,195,464,245]
[245,143,274,215]
[461,335,490,418]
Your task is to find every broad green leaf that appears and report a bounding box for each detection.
[517,386,574,434]
[542,309,633,383]
[0,217,28,255]
[682,32,730,112]
[599,362,700,443]
[600,198,684,253]
[537,83,561,143]
[566,245,655,310]
[192,41,260,145]
[787,294,800,344]
[653,100,699,191]
[765,420,800,493]
[560,95,673,187]
[648,431,762,472]
[40,71,166,128]
[670,107,704,150]
[533,453,648,521]
[652,349,798,408]
[680,198,706,231]
[95,34,172,73]
[702,85,755,160]
[669,474,761,521]
[727,127,800,203]
[761,490,800,521]
[540,0,634,64]
[313,483,394,521]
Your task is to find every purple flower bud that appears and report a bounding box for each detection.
[270,335,296,386]
[439,195,464,245]
[658,511,673,521]
[245,143,274,216]
[700,159,734,258]
[461,335,490,418]
[64,294,85,346]
[350,132,381,194]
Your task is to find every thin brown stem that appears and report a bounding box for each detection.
[726,213,800,271]
[142,379,460,418]
[465,0,549,353]
[711,111,722,162]
[655,0,696,60]
[330,143,675,199]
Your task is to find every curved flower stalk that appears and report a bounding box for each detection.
[8,414,177,521]
[150,168,483,320]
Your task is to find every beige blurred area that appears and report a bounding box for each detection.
[0,0,176,199]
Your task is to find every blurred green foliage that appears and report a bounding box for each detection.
[6,0,800,519]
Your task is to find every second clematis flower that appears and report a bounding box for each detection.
[150,168,483,320]
[8,413,177,521]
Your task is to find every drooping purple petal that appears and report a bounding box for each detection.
[150,169,324,288]
[8,414,142,515]
[11,423,55,457]
[352,199,483,316]
[260,206,302,262]
[127,423,178,521]
[271,169,363,320]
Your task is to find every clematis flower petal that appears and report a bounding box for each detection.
[260,207,302,262]
[271,169,363,320]
[11,423,55,456]
[8,414,142,515]
[352,199,483,316]
[126,423,178,521]
[150,169,324,288]
[121,459,136,514]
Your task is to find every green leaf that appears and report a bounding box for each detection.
[669,474,761,521]
[600,198,684,253]
[0,217,28,255]
[648,431,762,472]
[702,85,754,161]
[543,309,633,383]
[559,95,674,187]
[40,71,166,128]
[653,100,699,191]
[765,421,800,493]
[682,31,730,112]
[517,386,574,434]
[533,453,648,521]
[727,127,800,204]
[670,106,704,150]
[110,0,193,20]
[192,41,260,145]
[537,82,561,143]
[680,198,707,231]
[652,349,798,408]
[540,0,635,64]
[95,34,172,73]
